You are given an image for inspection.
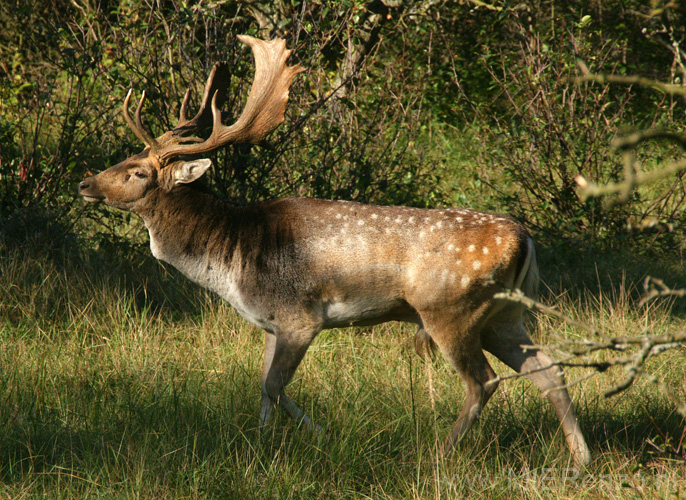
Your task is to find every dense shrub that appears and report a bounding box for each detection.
[0,0,683,247]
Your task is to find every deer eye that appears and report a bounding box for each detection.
[134,171,148,179]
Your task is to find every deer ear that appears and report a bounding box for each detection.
[173,158,212,185]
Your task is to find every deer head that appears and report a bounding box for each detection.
[78,35,304,211]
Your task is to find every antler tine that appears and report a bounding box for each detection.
[178,88,192,126]
[158,36,304,163]
[174,62,231,135]
[123,89,158,150]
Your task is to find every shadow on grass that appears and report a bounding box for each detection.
[538,236,686,317]
[0,367,683,484]
[0,368,258,483]
[475,391,685,467]
[0,207,207,329]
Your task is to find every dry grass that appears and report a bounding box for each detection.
[0,221,684,499]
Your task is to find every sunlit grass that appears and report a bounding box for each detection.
[0,225,684,499]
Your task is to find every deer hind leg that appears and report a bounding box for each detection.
[482,320,592,466]
[425,323,500,453]
[260,329,321,434]
[442,348,500,453]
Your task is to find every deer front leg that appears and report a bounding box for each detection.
[259,329,321,434]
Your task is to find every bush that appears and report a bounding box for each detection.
[455,11,685,241]
[0,0,446,225]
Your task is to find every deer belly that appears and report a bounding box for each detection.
[321,297,416,328]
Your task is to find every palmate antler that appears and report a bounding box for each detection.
[122,35,304,165]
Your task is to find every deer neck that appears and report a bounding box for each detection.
[135,186,253,296]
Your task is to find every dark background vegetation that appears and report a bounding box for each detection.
[1,0,684,253]
[2,1,684,278]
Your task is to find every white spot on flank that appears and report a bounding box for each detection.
[461,275,470,288]
[395,217,403,223]
[456,217,463,222]
[335,213,342,219]
[483,247,489,255]
[358,220,365,226]
[473,260,482,271]
[419,230,426,238]
[371,213,378,219]
[447,244,454,251]
[468,245,475,252]
[496,236,502,245]
[409,216,415,224]
[437,221,443,228]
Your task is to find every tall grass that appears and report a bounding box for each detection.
[0,216,684,499]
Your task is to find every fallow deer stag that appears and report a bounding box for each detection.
[78,35,591,465]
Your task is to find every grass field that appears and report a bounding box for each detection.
[0,215,684,499]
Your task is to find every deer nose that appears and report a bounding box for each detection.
[78,180,90,191]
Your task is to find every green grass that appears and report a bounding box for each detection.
[0,216,685,499]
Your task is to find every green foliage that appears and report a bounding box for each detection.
[1,3,685,496]
[1,0,685,248]
[443,4,686,243]
[0,0,447,220]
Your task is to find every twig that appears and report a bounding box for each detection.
[575,158,686,208]
[571,61,686,97]
[493,289,686,403]
[494,289,600,336]
[639,276,686,307]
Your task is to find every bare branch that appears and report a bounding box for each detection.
[639,276,686,307]
[575,157,686,208]
[494,289,686,415]
[494,289,600,336]
[571,61,686,97]
[610,129,686,151]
